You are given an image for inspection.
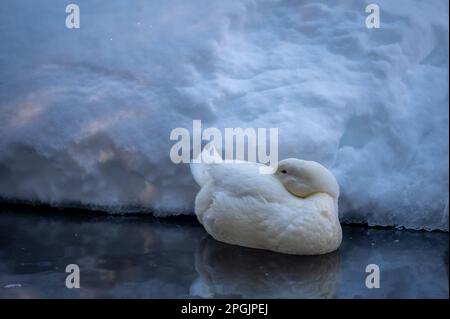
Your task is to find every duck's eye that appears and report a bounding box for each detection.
[281,170,287,174]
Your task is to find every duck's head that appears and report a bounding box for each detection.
[275,158,339,199]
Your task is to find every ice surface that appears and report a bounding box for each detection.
[0,0,448,230]
[0,208,448,298]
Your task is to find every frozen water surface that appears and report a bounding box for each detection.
[0,205,447,299]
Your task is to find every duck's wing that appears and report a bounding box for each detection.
[190,144,223,187]
[206,161,289,202]
[190,143,271,187]
[190,144,289,203]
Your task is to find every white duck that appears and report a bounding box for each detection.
[190,146,342,255]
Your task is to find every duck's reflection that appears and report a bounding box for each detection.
[191,236,340,298]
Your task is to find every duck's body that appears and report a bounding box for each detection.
[190,149,342,255]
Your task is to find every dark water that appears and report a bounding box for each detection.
[0,205,448,298]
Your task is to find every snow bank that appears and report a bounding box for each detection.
[0,0,448,230]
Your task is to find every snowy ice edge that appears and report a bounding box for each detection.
[0,196,447,232]
[0,0,448,231]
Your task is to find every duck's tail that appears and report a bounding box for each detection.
[190,144,223,187]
